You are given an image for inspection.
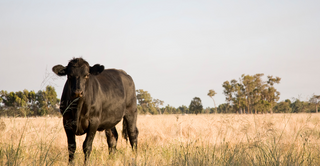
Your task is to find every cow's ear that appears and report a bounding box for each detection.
[52,65,67,76]
[90,64,104,75]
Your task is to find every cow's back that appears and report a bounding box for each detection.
[96,69,136,107]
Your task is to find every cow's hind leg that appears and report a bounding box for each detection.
[123,106,139,150]
[105,127,118,154]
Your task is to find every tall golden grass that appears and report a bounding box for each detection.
[0,113,320,165]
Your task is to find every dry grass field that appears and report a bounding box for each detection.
[1,113,320,165]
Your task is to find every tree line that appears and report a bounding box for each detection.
[136,73,320,115]
[0,85,60,117]
[1,73,319,117]
[136,88,320,115]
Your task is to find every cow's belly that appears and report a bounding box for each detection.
[97,119,122,131]
[98,111,123,131]
[97,105,125,131]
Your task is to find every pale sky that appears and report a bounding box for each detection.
[1,0,320,108]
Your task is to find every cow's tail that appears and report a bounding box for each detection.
[122,119,129,142]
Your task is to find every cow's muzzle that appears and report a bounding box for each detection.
[73,89,83,98]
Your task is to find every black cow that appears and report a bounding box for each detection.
[52,58,138,164]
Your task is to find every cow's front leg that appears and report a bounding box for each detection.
[67,132,76,163]
[63,119,76,163]
[83,120,99,164]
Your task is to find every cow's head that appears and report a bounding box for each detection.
[52,58,104,99]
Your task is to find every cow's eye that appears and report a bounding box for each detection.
[85,75,89,79]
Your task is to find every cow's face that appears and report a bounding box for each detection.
[52,58,104,100]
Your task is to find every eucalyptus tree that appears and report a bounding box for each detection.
[153,99,164,114]
[241,74,255,113]
[207,89,217,113]
[35,85,59,115]
[251,73,266,114]
[231,81,246,114]
[222,81,234,113]
[136,89,153,107]
[27,90,37,111]
[310,95,320,113]
[265,76,281,113]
